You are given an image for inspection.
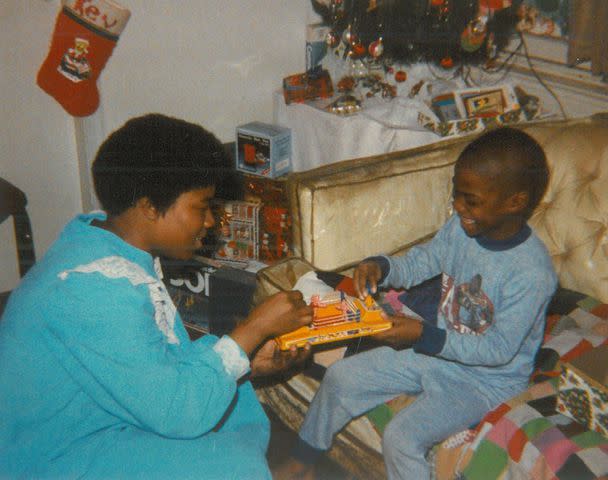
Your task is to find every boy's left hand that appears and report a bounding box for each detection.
[372,314,423,348]
[250,339,311,378]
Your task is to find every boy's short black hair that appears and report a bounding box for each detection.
[92,114,230,215]
[456,127,549,218]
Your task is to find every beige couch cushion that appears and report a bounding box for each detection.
[285,114,608,302]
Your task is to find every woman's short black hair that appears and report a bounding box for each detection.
[92,114,230,215]
[456,127,549,218]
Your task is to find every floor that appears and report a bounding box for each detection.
[265,405,354,480]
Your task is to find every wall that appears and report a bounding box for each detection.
[1,1,82,292]
[0,0,314,291]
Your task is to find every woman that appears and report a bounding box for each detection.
[0,114,312,479]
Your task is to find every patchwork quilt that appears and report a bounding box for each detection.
[430,298,608,480]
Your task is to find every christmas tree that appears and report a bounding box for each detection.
[311,0,522,68]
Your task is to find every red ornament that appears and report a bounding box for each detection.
[479,0,512,16]
[440,56,454,69]
[368,38,384,58]
[394,70,407,82]
[351,42,366,57]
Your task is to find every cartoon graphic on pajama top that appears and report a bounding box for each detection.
[440,273,494,335]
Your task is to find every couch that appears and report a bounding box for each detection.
[254,113,608,479]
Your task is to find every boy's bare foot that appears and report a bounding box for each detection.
[272,457,315,480]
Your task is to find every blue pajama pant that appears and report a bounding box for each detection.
[299,346,517,479]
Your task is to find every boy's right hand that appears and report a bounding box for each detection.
[230,291,313,356]
[353,260,382,299]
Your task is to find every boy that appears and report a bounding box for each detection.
[279,127,557,479]
[0,114,312,479]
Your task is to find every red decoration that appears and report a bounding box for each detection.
[440,56,454,69]
[479,0,512,16]
[368,38,384,58]
[351,42,367,57]
[394,70,407,83]
[461,17,487,53]
[337,76,356,92]
[37,0,130,117]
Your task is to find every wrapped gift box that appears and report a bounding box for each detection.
[418,105,541,138]
[418,85,542,138]
[557,344,608,437]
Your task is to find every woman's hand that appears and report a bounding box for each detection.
[353,260,382,299]
[250,339,311,378]
[230,291,313,356]
[372,314,423,348]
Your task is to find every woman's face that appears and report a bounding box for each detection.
[150,186,216,260]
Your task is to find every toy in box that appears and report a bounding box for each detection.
[282,66,333,105]
[236,122,292,179]
[260,206,292,262]
[214,200,260,266]
[161,258,216,333]
[160,256,256,337]
[419,84,541,138]
[275,291,392,350]
[557,344,608,437]
[238,172,294,262]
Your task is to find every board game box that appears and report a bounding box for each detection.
[275,290,392,350]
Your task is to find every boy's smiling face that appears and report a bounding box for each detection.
[452,166,527,241]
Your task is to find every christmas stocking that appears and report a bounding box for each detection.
[37,0,130,117]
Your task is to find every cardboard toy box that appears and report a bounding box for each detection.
[238,172,294,262]
[236,122,292,178]
[161,257,256,337]
[214,200,260,266]
[557,344,608,437]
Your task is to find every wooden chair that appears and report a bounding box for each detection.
[0,176,35,315]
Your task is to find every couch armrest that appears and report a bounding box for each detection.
[286,140,463,272]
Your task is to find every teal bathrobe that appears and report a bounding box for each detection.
[0,212,270,479]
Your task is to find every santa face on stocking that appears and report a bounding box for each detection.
[37,0,131,117]
[59,38,91,82]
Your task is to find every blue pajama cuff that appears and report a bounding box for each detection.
[413,323,446,355]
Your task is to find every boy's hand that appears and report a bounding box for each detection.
[372,314,423,348]
[353,260,382,299]
[230,291,313,356]
[250,339,311,378]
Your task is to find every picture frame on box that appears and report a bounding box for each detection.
[431,92,461,122]
[452,85,520,119]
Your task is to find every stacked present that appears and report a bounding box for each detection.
[557,344,608,437]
